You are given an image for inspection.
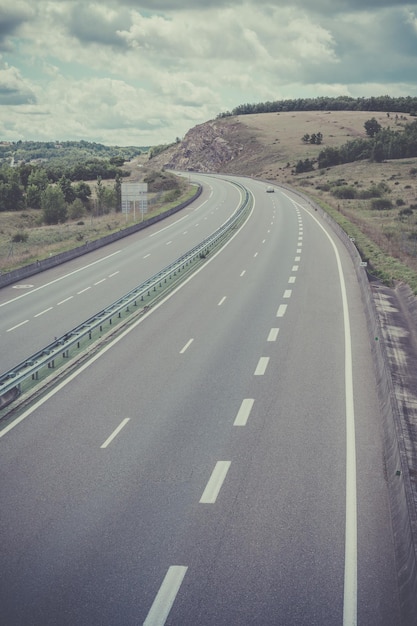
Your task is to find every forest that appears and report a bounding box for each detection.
[219,95,417,117]
[0,140,146,213]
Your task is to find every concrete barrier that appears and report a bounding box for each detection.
[0,186,202,289]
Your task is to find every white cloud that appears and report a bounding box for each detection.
[0,1,416,145]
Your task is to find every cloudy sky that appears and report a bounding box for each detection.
[1,0,416,146]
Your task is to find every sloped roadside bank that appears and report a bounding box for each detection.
[0,186,202,290]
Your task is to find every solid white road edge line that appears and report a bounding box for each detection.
[100,418,130,449]
[199,461,231,503]
[284,192,357,626]
[143,565,188,626]
[0,190,254,440]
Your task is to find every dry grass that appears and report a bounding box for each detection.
[0,179,196,273]
[219,110,417,291]
[2,111,417,290]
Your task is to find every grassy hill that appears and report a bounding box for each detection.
[153,110,417,291]
[1,109,417,291]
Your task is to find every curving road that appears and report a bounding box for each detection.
[0,176,243,372]
[0,175,401,624]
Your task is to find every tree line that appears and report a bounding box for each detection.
[316,119,417,169]
[218,95,417,118]
[0,140,144,166]
[0,160,126,220]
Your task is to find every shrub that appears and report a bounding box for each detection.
[332,186,357,199]
[163,188,181,202]
[68,198,86,220]
[11,231,29,243]
[316,183,331,192]
[399,207,413,218]
[371,198,393,210]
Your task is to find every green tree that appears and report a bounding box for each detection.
[41,186,67,224]
[59,175,76,204]
[27,168,49,191]
[364,117,382,138]
[102,187,117,213]
[68,198,86,220]
[26,184,42,209]
[74,181,92,207]
[114,173,122,212]
[0,169,24,211]
[294,158,315,174]
[96,176,105,215]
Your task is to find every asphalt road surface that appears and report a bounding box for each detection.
[0,175,241,372]
[0,175,401,624]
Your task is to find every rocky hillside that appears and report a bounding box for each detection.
[150,117,272,176]
[149,108,401,180]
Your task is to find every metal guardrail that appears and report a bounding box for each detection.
[0,181,252,412]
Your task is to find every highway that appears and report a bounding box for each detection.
[0,175,401,624]
[0,175,242,372]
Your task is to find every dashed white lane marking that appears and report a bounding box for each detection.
[283,289,292,298]
[7,319,29,332]
[218,296,226,306]
[57,296,73,306]
[254,252,258,258]
[108,271,119,278]
[254,357,269,375]
[143,254,151,259]
[267,328,279,342]
[277,304,287,317]
[297,248,302,254]
[180,338,194,354]
[262,239,266,244]
[143,565,188,626]
[295,256,301,262]
[200,461,231,503]
[77,287,91,295]
[292,265,299,272]
[166,240,173,246]
[234,399,254,426]
[1,251,122,309]
[240,270,246,277]
[288,276,296,284]
[94,279,106,286]
[100,418,130,449]
[34,307,53,318]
